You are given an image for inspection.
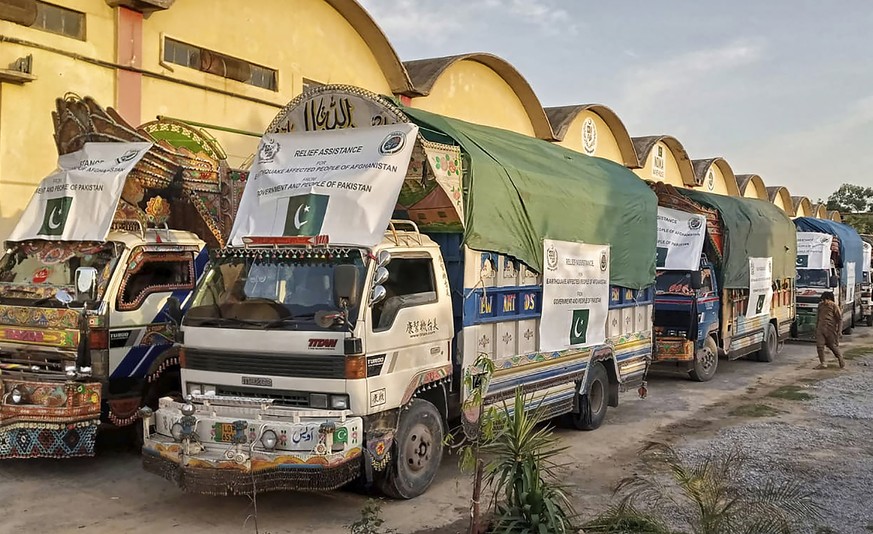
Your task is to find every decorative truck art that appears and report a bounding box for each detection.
[140,84,657,499]
[0,95,246,459]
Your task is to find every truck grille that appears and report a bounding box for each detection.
[215,385,310,407]
[184,349,345,379]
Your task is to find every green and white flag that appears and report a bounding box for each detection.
[540,239,610,352]
[230,124,419,247]
[656,207,706,271]
[7,142,151,242]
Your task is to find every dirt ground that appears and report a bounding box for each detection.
[1,332,870,534]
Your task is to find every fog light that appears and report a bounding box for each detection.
[261,429,278,450]
[310,393,328,409]
[9,388,23,404]
[170,422,183,441]
[330,395,349,410]
[181,403,196,416]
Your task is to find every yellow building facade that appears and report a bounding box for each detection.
[0,0,840,241]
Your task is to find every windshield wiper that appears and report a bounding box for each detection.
[260,314,317,329]
[187,317,265,328]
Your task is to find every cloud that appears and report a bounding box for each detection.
[357,0,465,44]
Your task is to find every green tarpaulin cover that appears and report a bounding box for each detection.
[680,189,797,289]
[402,107,658,289]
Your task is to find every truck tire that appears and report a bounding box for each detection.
[867,315,873,327]
[757,323,778,362]
[378,399,444,499]
[689,336,718,382]
[565,362,609,431]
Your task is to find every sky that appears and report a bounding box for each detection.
[357,0,873,202]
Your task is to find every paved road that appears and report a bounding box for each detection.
[0,333,866,534]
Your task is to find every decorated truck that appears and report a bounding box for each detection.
[140,85,657,498]
[792,217,864,337]
[860,236,872,327]
[0,95,244,458]
[650,183,796,381]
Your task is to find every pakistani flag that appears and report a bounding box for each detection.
[796,255,809,268]
[569,309,590,345]
[656,247,668,268]
[283,193,329,236]
[39,196,73,237]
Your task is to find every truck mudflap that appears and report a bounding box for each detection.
[0,376,102,458]
[141,397,364,496]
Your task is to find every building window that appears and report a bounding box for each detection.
[163,37,278,91]
[31,1,85,40]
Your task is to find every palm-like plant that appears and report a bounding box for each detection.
[483,390,577,533]
[587,441,823,534]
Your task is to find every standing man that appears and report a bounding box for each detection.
[815,291,845,369]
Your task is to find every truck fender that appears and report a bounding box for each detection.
[578,346,619,408]
[144,345,181,385]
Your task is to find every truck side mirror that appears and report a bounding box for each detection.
[334,265,360,308]
[165,296,183,325]
[830,275,840,288]
[373,266,389,286]
[377,250,391,268]
[75,267,98,303]
[370,285,387,306]
[690,271,703,290]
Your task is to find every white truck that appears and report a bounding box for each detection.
[141,85,658,498]
[0,96,241,458]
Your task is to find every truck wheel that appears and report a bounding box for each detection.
[133,368,182,449]
[689,337,718,382]
[757,323,778,362]
[867,315,872,327]
[378,399,444,499]
[565,362,609,431]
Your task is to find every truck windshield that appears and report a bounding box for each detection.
[656,271,695,296]
[0,241,119,305]
[185,253,366,330]
[797,269,829,288]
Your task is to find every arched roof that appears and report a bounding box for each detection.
[791,196,814,218]
[735,174,767,198]
[403,53,554,140]
[325,0,417,95]
[632,135,695,186]
[692,157,741,196]
[828,210,843,222]
[766,186,793,212]
[814,203,829,218]
[544,104,639,167]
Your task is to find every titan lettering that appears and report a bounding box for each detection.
[308,338,338,349]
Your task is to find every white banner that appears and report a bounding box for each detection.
[656,207,706,271]
[796,232,832,270]
[229,124,419,247]
[748,257,773,318]
[863,243,871,274]
[847,262,856,303]
[540,240,610,352]
[7,142,151,242]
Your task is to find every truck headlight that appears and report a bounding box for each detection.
[261,429,278,450]
[330,395,349,410]
[310,393,328,409]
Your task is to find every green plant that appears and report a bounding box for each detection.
[728,403,781,418]
[483,390,577,533]
[348,499,397,534]
[594,441,822,534]
[583,501,672,533]
[768,385,813,401]
[843,346,873,360]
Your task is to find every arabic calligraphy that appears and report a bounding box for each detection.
[303,96,356,131]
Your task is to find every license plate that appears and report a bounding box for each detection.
[213,422,241,443]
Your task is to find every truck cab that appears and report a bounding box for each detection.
[654,260,719,381]
[0,224,206,458]
[795,262,852,336]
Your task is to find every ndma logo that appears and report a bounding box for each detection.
[283,194,329,236]
[569,309,589,345]
[39,196,73,237]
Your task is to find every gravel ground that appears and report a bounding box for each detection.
[652,361,873,534]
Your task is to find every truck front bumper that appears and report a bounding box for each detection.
[0,376,102,459]
[141,397,365,495]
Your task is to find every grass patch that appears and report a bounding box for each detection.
[843,345,873,360]
[729,403,781,418]
[768,385,813,401]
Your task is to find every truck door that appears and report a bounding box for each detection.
[108,248,197,380]
[696,267,718,341]
[364,253,453,407]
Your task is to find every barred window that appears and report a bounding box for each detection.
[163,37,277,91]
[32,1,85,40]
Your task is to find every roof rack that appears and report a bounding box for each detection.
[386,219,422,246]
[110,219,145,239]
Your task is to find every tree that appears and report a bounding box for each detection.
[826,183,873,213]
